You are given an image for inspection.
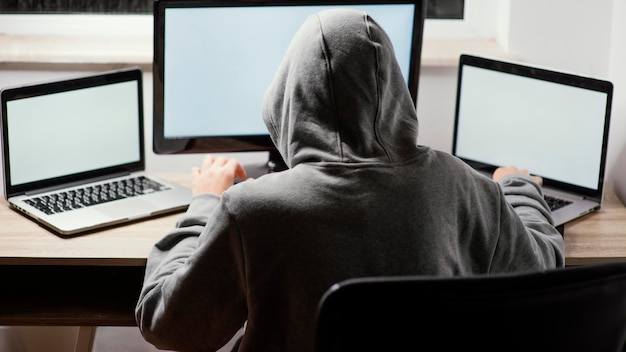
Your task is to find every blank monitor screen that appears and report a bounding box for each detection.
[153,0,426,160]
[164,4,413,138]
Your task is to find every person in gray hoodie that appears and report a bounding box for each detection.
[135,8,564,352]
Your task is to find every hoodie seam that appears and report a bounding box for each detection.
[363,12,392,163]
[316,13,343,162]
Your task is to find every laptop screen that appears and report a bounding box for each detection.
[1,68,144,194]
[453,55,612,191]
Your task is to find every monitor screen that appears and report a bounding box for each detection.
[153,0,426,170]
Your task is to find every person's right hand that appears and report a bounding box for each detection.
[493,166,543,186]
[191,155,248,196]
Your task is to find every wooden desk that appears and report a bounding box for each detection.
[564,188,626,265]
[0,173,189,352]
[0,173,624,350]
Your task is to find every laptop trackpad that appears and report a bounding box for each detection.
[97,199,159,219]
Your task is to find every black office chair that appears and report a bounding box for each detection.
[315,262,626,352]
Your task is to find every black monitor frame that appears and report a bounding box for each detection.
[153,0,426,171]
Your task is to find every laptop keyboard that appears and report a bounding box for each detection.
[544,195,573,211]
[24,176,170,215]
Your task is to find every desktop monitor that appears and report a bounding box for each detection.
[153,0,427,172]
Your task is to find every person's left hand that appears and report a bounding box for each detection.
[191,155,248,196]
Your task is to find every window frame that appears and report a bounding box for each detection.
[424,0,498,40]
[0,0,495,39]
[0,0,500,68]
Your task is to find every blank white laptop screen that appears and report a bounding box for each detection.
[6,81,140,186]
[455,65,608,190]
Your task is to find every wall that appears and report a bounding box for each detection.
[608,0,626,200]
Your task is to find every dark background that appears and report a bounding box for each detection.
[0,0,464,19]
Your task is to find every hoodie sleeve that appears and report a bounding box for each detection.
[492,174,565,271]
[135,193,247,351]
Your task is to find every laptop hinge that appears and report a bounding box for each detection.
[23,171,132,196]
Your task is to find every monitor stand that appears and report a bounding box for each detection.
[242,150,288,180]
[266,150,288,173]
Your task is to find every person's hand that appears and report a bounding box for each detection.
[493,166,543,186]
[191,155,248,196]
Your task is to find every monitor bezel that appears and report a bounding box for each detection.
[152,0,426,159]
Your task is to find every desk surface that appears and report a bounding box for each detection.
[1,173,625,328]
[1,173,625,266]
[563,188,626,265]
[0,173,189,266]
[0,173,190,327]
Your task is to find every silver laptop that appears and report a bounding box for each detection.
[1,68,191,236]
[452,55,613,227]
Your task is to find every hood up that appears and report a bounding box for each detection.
[262,8,419,168]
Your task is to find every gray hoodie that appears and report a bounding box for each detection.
[135,9,564,352]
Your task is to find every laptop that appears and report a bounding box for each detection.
[452,54,613,227]
[1,68,191,236]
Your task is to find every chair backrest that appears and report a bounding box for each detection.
[315,262,626,352]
